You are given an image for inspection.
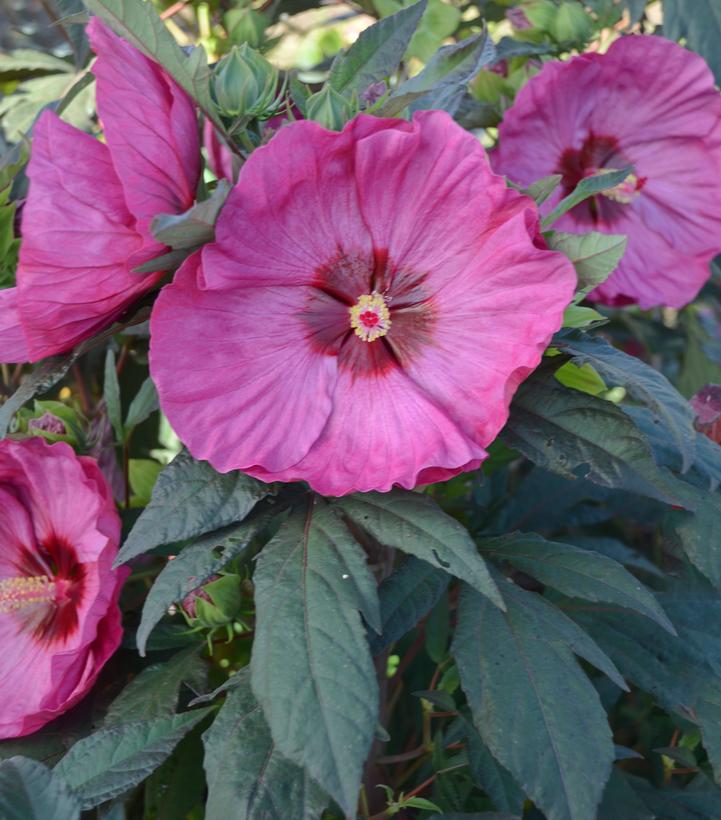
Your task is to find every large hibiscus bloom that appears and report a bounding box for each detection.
[492,35,721,309]
[150,111,575,495]
[0,17,200,363]
[0,438,125,738]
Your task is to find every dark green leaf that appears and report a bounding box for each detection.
[132,247,194,275]
[104,348,123,442]
[335,490,504,609]
[371,555,449,654]
[55,0,92,68]
[250,504,379,814]
[116,450,270,565]
[464,723,525,815]
[478,532,674,633]
[664,0,721,84]
[597,770,653,820]
[667,486,721,589]
[502,370,683,506]
[453,581,615,820]
[123,377,159,432]
[556,331,696,472]
[104,649,206,725]
[0,756,81,820]
[54,710,213,809]
[203,669,328,820]
[329,0,427,97]
[151,180,230,250]
[542,167,634,228]
[379,29,494,116]
[137,515,266,654]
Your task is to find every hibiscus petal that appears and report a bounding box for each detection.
[203,120,373,290]
[150,253,339,473]
[0,287,29,364]
[248,364,485,496]
[16,111,154,360]
[87,18,200,235]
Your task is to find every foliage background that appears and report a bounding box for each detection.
[4,1,721,819]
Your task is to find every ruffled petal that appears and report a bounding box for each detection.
[0,287,29,364]
[87,18,200,235]
[150,253,339,473]
[248,364,485,496]
[16,111,155,360]
[401,201,575,443]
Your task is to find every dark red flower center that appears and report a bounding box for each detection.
[303,248,437,377]
[0,534,86,646]
[557,132,645,225]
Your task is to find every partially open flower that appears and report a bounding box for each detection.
[0,438,126,738]
[0,18,200,364]
[492,35,721,309]
[150,111,575,495]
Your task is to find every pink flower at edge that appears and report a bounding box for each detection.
[0,437,127,738]
[150,111,576,496]
[492,34,721,310]
[0,17,200,364]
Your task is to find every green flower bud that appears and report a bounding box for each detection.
[224,6,268,49]
[305,85,354,131]
[213,43,278,118]
[524,0,558,30]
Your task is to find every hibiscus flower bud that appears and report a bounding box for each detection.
[28,411,67,437]
[0,438,126,738]
[691,384,721,444]
[213,44,279,118]
[306,85,354,131]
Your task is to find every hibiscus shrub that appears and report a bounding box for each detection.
[3,1,721,818]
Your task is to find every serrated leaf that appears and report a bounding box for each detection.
[0,757,81,820]
[667,487,721,590]
[502,369,684,506]
[104,348,123,442]
[0,50,74,81]
[379,29,494,116]
[478,532,674,633]
[203,669,329,820]
[329,0,427,97]
[137,514,267,654]
[453,582,615,820]
[371,555,449,654]
[54,710,213,810]
[82,0,226,133]
[556,330,696,472]
[116,450,270,565]
[547,232,627,296]
[104,649,206,725]
[151,180,230,250]
[541,167,634,228]
[250,504,379,814]
[464,724,525,816]
[124,377,159,432]
[334,489,504,609]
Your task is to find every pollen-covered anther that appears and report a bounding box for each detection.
[0,575,56,615]
[349,292,391,342]
[598,170,645,204]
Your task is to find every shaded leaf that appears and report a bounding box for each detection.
[0,756,81,820]
[664,0,721,84]
[54,710,213,810]
[547,232,627,296]
[203,669,328,820]
[151,180,230,250]
[251,504,379,814]
[124,377,159,432]
[335,490,504,609]
[116,450,270,565]
[542,167,634,228]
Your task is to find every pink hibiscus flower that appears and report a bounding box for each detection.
[150,111,575,496]
[492,35,721,309]
[0,17,200,364]
[0,438,126,738]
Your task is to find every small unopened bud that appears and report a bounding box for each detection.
[550,1,593,44]
[306,85,354,131]
[28,412,66,436]
[213,44,279,118]
[360,81,387,107]
[224,6,268,49]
